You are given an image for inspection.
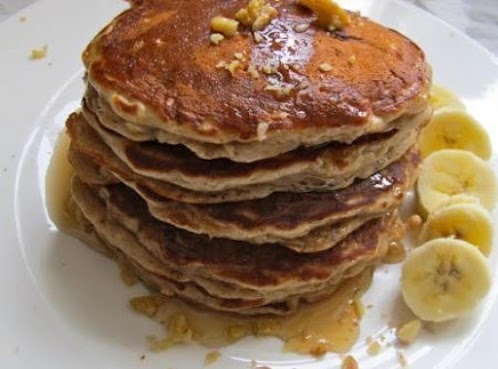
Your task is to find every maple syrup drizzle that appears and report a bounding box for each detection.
[46,131,78,232]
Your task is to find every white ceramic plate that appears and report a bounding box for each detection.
[2,0,498,368]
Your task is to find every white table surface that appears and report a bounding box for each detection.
[1,0,497,56]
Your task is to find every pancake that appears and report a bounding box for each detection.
[131,148,419,243]
[83,0,431,162]
[80,97,429,195]
[71,178,394,314]
[69,148,380,253]
[67,109,425,204]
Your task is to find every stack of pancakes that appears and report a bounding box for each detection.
[65,0,432,315]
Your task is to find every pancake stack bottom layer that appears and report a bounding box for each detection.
[64,0,432,316]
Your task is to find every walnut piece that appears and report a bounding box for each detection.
[297,0,350,30]
[318,62,333,72]
[367,340,381,355]
[226,324,249,339]
[211,16,239,37]
[235,0,278,31]
[129,295,164,318]
[210,33,225,45]
[205,351,222,365]
[30,45,48,60]
[397,319,422,344]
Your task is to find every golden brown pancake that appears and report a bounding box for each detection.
[76,102,428,196]
[69,147,380,253]
[134,148,419,243]
[71,178,393,314]
[83,0,431,161]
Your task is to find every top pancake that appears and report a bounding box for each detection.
[83,0,431,160]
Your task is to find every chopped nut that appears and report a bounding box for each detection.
[253,32,264,43]
[407,214,423,229]
[382,241,406,264]
[262,65,274,74]
[397,319,422,344]
[226,324,249,339]
[234,52,245,60]
[129,295,163,317]
[210,33,225,45]
[294,23,310,33]
[30,45,48,60]
[252,13,274,31]
[226,60,241,76]
[147,314,195,351]
[347,55,357,65]
[119,264,138,286]
[235,0,278,31]
[342,355,359,369]
[217,60,242,76]
[264,83,292,98]
[211,16,239,37]
[297,0,350,30]
[146,335,174,351]
[247,65,260,79]
[318,62,333,72]
[216,61,228,69]
[367,340,381,356]
[205,351,222,365]
[256,122,270,141]
[352,298,365,318]
[168,313,195,341]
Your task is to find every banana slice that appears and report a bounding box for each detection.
[434,194,480,210]
[419,203,493,256]
[429,84,466,111]
[401,238,491,322]
[419,108,492,159]
[417,149,497,213]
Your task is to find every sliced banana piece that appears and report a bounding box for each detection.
[429,84,466,111]
[434,194,480,210]
[419,203,493,256]
[419,108,492,159]
[417,149,497,213]
[401,238,491,322]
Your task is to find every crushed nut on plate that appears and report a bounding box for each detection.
[397,319,422,344]
[30,45,48,60]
